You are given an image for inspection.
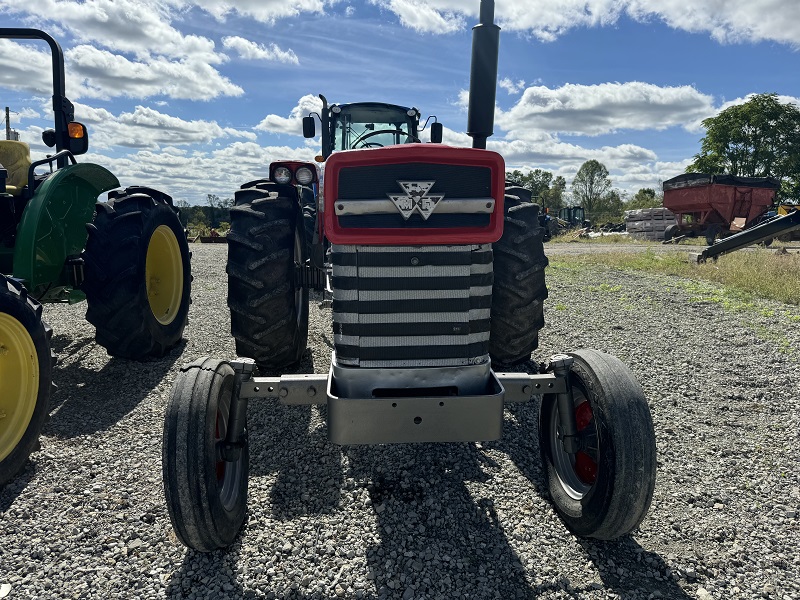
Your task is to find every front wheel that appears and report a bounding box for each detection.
[539,349,656,540]
[81,188,192,359]
[0,276,54,486]
[162,357,249,551]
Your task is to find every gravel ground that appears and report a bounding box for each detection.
[1,243,799,600]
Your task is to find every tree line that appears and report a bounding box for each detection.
[176,194,233,234]
[509,93,799,225]
[507,163,663,226]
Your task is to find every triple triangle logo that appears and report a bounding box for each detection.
[387,181,444,220]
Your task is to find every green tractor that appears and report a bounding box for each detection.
[0,29,192,486]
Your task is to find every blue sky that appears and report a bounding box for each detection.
[1,0,799,204]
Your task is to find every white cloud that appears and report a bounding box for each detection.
[496,82,716,137]
[192,0,335,23]
[0,1,245,102]
[222,36,299,65]
[367,0,800,47]
[0,40,54,96]
[3,0,221,61]
[499,78,526,95]
[370,0,465,34]
[66,45,242,100]
[255,94,323,136]
[73,103,255,150]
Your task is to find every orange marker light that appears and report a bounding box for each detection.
[67,122,85,138]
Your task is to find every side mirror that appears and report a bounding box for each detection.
[430,122,443,144]
[66,122,89,155]
[42,129,57,148]
[302,116,316,138]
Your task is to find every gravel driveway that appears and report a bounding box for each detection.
[1,243,798,600]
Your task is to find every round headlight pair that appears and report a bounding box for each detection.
[273,165,314,185]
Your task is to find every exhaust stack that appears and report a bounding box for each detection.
[466,0,500,149]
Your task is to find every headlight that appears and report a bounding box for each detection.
[296,167,314,185]
[273,166,292,184]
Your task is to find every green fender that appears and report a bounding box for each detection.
[13,162,120,300]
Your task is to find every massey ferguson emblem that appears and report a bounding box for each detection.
[387,181,444,220]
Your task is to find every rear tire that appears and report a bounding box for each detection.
[539,349,656,539]
[81,189,191,359]
[163,357,249,551]
[227,185,309,371]
[0,276,54,486]
[489,196,549,366]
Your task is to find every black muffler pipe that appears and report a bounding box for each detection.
[467,0,500,149]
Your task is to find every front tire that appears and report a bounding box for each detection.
[539,349,656,540]
[227,185,309,371]
[163,358,249,551]
[489,196,549,366]
[0,276,54,486]
[81,188,191,359]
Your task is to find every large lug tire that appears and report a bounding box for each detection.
[0,276,55,486]
[227,186,309,371]
[162,358,249,551]
[81,189,192,359]
[489,196,549,366]
[539,349,657,540]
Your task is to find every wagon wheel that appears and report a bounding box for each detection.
[162,357,249,551]
[539,349,656,540]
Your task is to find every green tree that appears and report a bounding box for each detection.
[686,93,800,199]
[571,160,612,217]
[625,187,663,210]
[540,175,567,213]
[507,168,554,200]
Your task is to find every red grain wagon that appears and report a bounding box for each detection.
[662,173,781,244]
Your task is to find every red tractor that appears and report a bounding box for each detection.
[162,0,656,551]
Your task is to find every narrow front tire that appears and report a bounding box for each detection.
[162,358,249,551]
[539,349,656,540]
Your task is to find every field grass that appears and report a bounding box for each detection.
[549,245,800,306]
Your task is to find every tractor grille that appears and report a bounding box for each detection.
[332,244,493,368]
[336,163,492,229]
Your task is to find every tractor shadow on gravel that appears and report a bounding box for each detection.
[43,333,185,438]
[495,401,692,600]
[345,441,537,599]
[247,354,345,519]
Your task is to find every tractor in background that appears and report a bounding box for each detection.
[0,29,192,486]
[162,0,656,552]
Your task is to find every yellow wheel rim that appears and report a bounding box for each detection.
[0,313,39,462]
[146,225,184,326]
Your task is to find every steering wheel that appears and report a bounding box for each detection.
[352,129,420,149]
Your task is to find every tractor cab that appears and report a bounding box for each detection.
[303,97,442,159]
